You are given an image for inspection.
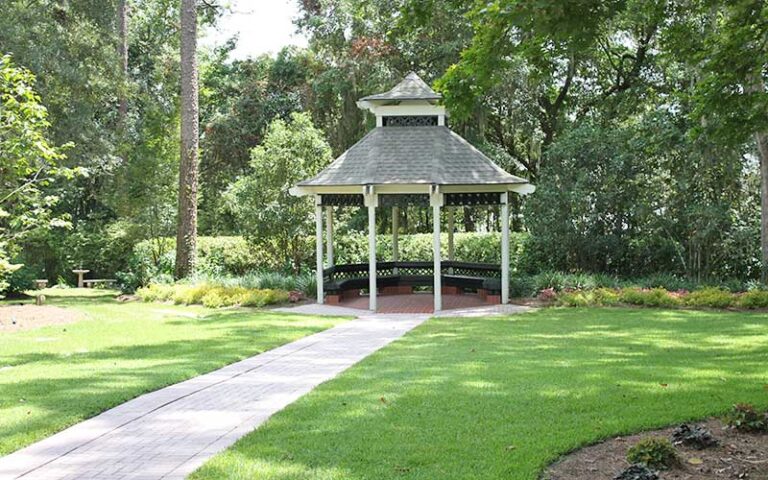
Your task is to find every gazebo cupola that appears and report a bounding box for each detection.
[291,72,535,313]
[356,71,447,127]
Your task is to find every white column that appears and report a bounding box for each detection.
[325,207,334,267]
[447,207,455,261]
[365,188,378,311]
[431,186,443,312]
[501,192,510,304]
[392,207,399,271]
[315,196,324,304]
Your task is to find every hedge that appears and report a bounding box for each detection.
[131,233,530,280]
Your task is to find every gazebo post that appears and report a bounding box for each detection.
[501,192,510,304]
[315,196,324,304]
[365,187,378,311]
[392,206,399,274]
[325,207,334,267]
[431,186,443,312]
[447,207,455,262]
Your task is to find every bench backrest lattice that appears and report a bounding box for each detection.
[324,261,501,283]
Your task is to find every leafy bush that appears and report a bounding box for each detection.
[723,403,768,432]
[135,283,175,302]
[670,424,718,449]
[631,273,697,292]
[737,290,768,309]
[129,233,530,286]
[683,288,734,309]
[557,288,620,307]
[613,464,659,480]
[618,288,680,308]
[626,437,677,469]
[136,282,289,309]
[4,264,37,296]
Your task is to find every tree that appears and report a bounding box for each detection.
[0,55,71,292]
[664,0,768,279]
[225,113,332,273]
[117,0,129,123]
[175,0,199,279]
[433,0,665,179]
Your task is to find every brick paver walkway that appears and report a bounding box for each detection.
[339,292,489,313]
[0,314,428,480]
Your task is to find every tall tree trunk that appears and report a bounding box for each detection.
[463,206,475,232]
[117,0,128,123]
[757,130,768,283]
[175,0,198,279]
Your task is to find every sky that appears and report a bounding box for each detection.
[201,0,308,60]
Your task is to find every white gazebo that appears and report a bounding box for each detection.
[291,72,534,312]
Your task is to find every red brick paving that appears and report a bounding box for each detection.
[338,292,489,313]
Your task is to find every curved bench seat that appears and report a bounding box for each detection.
[323,261,502,303]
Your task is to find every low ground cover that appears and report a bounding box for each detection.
[555,287,768,309]
[192,308,768,480]
[0,290,347,456]
[136,282,292,308]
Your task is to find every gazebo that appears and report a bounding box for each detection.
[291,72,534,312]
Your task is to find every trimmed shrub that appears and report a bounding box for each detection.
[136,282,289,309]
[723,403,768,432]
[136,284,175,302]
[614,464,659,480]
[737,290,768,309]
[670,424,718,449]
[683,288,734,309]
[130,233,530,283]
[557,288,620,307]
[618,288,680,308]
[626,437,677,470]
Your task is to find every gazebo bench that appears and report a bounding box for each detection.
[324,262,502,305]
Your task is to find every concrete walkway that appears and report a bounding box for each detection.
[0,313,428,480]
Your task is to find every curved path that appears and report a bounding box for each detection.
[0,311,428,480]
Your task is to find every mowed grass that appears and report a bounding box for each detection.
[192,308,768,480]
[0,290,347,456]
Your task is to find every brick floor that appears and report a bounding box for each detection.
[340,292,489,314]
[0,314,428,480]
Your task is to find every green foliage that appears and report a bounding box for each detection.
[0,55,72,294]
[626,437,678,470]
[670,424,718,450]
[737,290,768,309]
[556,288,620,307]
[683,288,734,309]
[723,403,768,433]
[225,113,332,272]
[136,282,290,309]
[618,288,681,308]
[615,464,659,480]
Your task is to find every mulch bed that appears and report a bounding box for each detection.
[0,304,83,332]
[545,419,768,480]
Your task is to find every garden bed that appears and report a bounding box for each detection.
[545,419,768,480]
[0,305,82,332]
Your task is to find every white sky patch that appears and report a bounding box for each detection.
[201,0,308,60]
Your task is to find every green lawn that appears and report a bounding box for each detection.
[0,290,347,456]
[192,308,768,480]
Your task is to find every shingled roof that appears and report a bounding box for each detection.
[297,126,527,187]
[358,72,442,102]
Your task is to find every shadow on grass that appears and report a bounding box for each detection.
[191,308,768,480]
[0,309,343,457]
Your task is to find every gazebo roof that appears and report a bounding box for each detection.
[358,72,442,102]
[297,126,527,187]
[293,72,534,195]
